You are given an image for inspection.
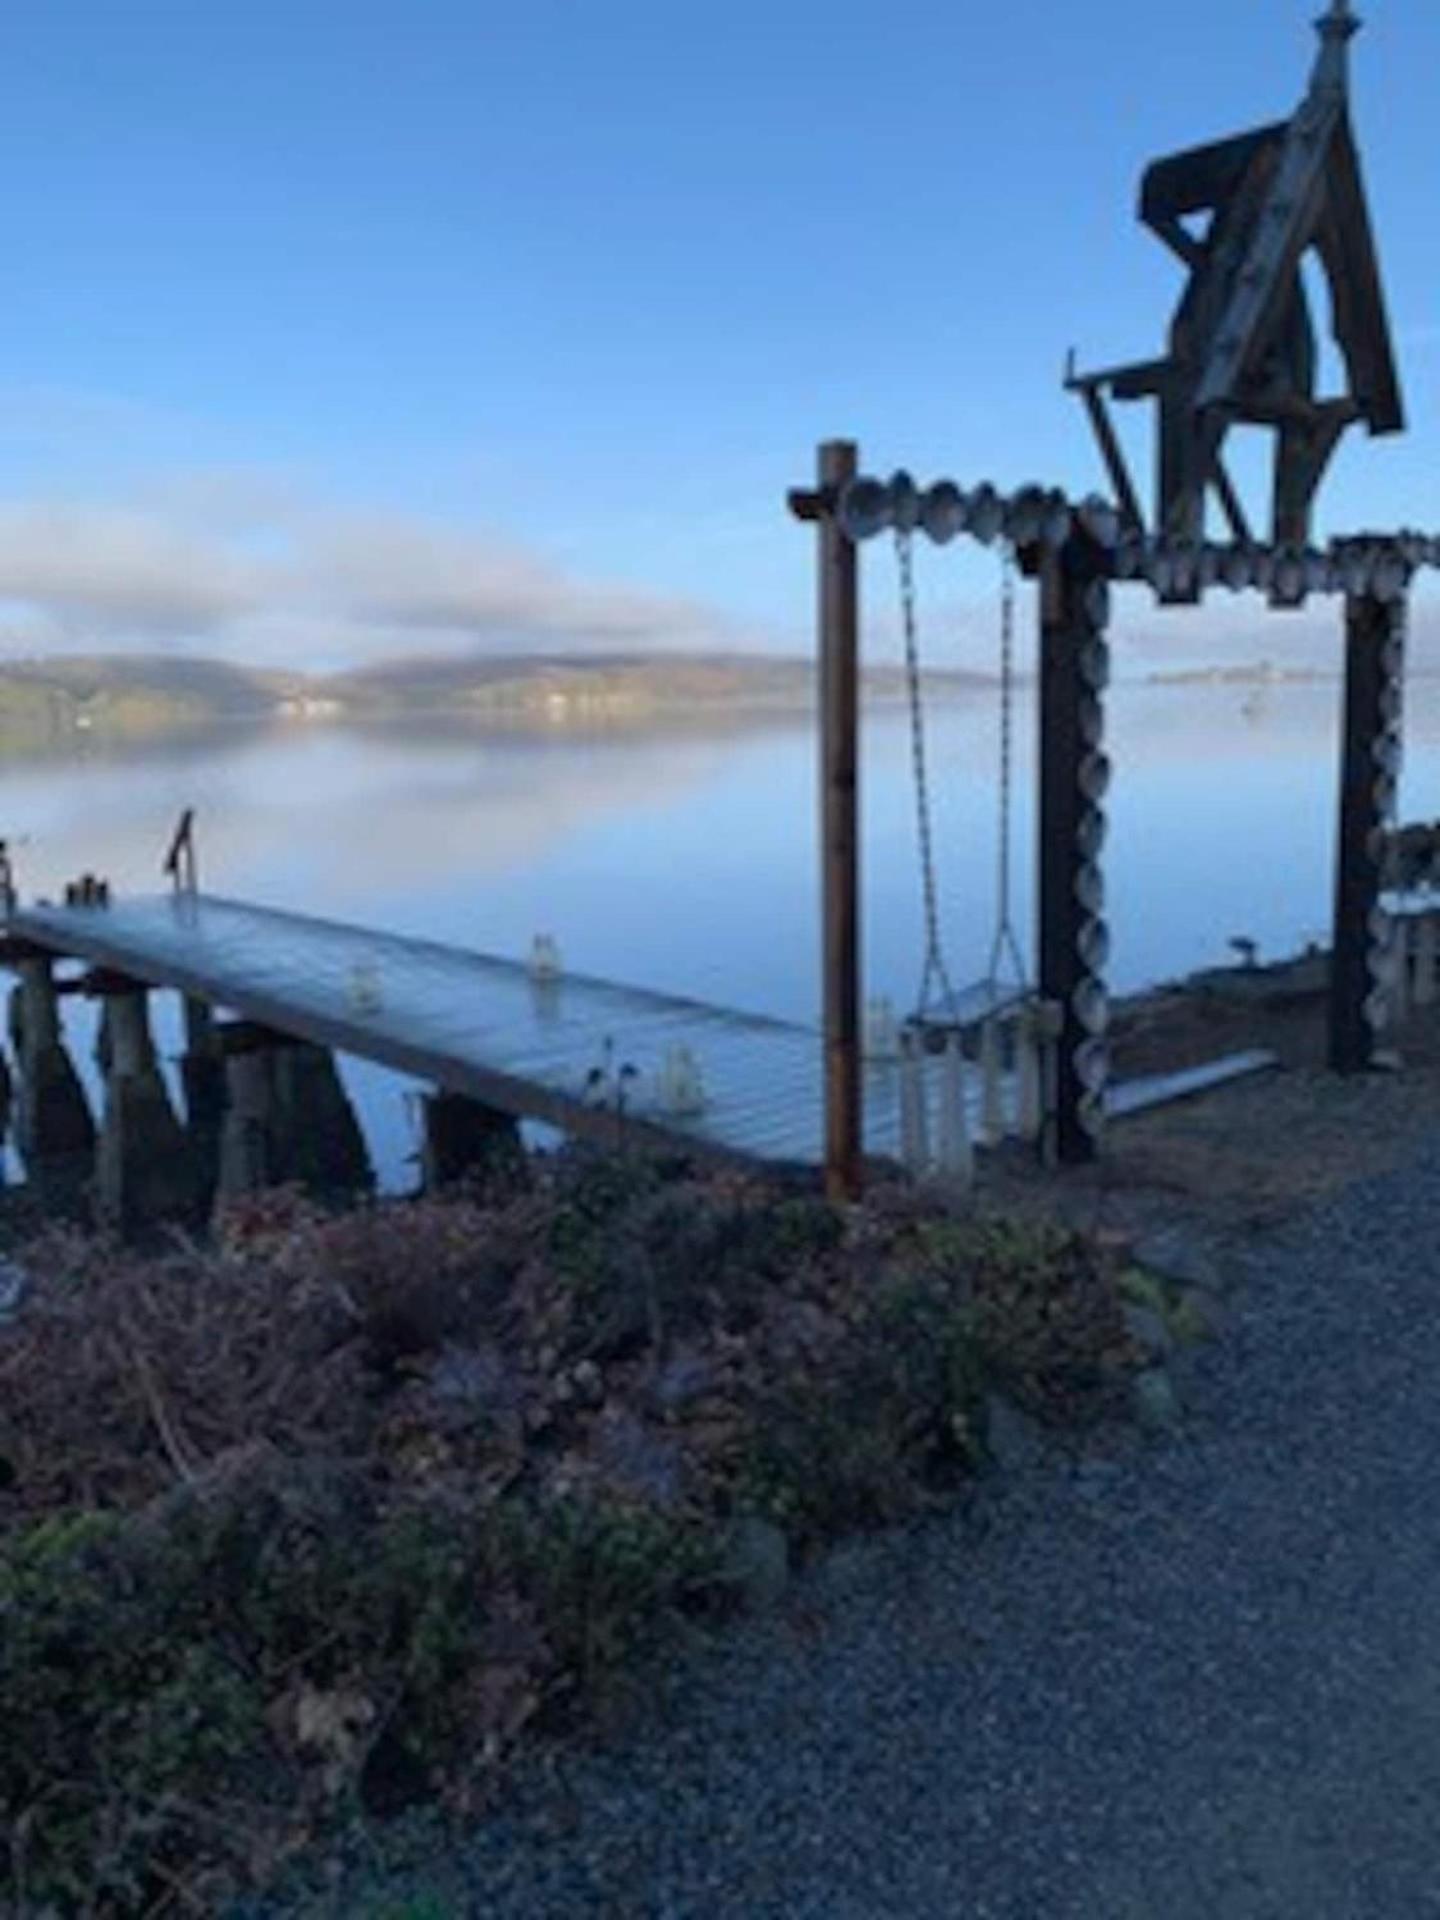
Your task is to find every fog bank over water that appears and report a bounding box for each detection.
[0,487,759,671]
[1,457,1434,681]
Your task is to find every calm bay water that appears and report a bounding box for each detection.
[4,680,1434,1189]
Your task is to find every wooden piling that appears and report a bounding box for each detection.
[95,986,195,1234]
[271,1041,373,1198]
[12,957,95,1205]
[176,996,227,1215]
[217,1043,277,1199]
[419,1090,523,1191]
[215,1022,372,1202]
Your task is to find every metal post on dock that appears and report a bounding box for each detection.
[1330,590,1405,1072]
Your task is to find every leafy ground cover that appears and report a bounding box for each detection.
[0,1153,1143,1916]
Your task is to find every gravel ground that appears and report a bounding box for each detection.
[245,1130,1440,1919]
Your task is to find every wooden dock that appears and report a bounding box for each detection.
[3,892,1276,1181]
[6,893,908,1171]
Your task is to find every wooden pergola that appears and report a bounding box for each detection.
[789,3,1426,1200]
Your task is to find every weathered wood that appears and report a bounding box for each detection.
[214,1023,371,1201]
[12,955,95,1207]
[77,966,154,998]
[816,439,863,1202]
[1071,5,1403,556]
[180,995,227,1213]
[1038,542,1110,1164]
[0,936,68,967]
[217,1018,297,1057]
[1330,591,1403,1071]
[420,1090,522,1190]
[95,988,196,1234]
[8,897,857,1171]
[1079,384,1145,532]
[217,1048,277,1199]
[271,1042,373,1198]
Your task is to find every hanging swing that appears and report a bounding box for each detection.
[1378,641,1440,1021]
[871,487,1051,1178]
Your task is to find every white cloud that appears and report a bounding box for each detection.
[0,504,260,636]
[0,481,757,667]
[296,514,718,647]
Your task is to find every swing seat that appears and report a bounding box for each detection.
[1383,821,1440,896]
[893,984,1051,1178]
[905,978,1033,1048]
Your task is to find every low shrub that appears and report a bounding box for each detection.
[732,1273,987,1545]
[1,1445,717,1912]
[901,1214,1136,1422]
[0,1221,367,1521]
[0,1161,1138,1913]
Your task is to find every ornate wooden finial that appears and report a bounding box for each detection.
[1313,0,1360,94]
[1067,0,1402,598]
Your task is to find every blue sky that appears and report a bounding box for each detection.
[0,0,1435,668]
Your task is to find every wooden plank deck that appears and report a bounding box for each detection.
[7,893,911,1171]
[4,892,1244,1172]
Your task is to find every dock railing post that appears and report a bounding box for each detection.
[818,440,862,1203]
[163,809,198,898]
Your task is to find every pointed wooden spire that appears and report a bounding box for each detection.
[1312,0,1360,97]
[1067,0,1403,566]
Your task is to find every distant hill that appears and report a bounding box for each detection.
[0,650,997,741]
[328,651,997,717]
[329,651,811,716]
[1142,664,1336,687]
[0,655,291,739]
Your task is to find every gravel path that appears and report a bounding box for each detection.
[252,1134,1440,1919]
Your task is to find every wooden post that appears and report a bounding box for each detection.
[12,956,96,1205]
[1037,537,1111,1164]
[95,985,196,1235]
[179,994,226,1215]
[1330,591,1404,1071]
[817,440,862,1201]
[419,1090,524,1191]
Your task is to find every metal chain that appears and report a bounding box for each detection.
[987,546,1028,996]
[897,529,960,1022]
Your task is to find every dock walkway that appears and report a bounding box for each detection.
[6,893,1264,1175]
[9,893,906,1171]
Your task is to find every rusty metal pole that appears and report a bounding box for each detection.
[815,441,862,1201]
